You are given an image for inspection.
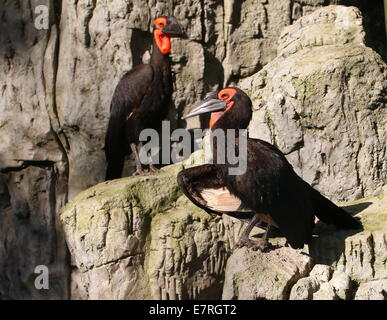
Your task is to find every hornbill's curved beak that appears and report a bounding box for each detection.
[182,91,227,119]
[162,16,184,37]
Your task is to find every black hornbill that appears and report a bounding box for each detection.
[105,17,184,180]
[177,88,362,250]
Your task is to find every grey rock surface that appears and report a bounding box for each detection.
[60,150,386,300]
[61,158,245,299]
[240,5,386,201]
[0,0,69,300]
[355,280,387,300]
[309,264,331,283]
[289,276,320,300]
[222,246,313,300]
[312,282,338,300]
[222,185,387,300]
[329,267,352,299]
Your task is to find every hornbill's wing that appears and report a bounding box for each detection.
[177,165,230,215]
[177,164,268,225]
[177,164,251,215]
[108,64,155,116]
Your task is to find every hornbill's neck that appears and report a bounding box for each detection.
[150,32,171,71]
[208,92,253,165]
[210,96,252,133]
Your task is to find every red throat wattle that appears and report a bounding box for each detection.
[154,30,171,55]
[209,88,237,128]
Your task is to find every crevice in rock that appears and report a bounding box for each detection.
[368,233,376,280]
[0,174,11,210]
[354,143,364,198]
[100,212,111,249]
[265,114,277,146]
[0,160,55,174]
[83,252,145,272]
[40,0,70,300]
[199,0,206,46]
[54,0,62,25]
[289,0,294,25]
[81,0,97,48]
[283,139,304,156]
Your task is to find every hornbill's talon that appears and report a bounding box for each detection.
[133,169,146,176]
[149,164,160,174]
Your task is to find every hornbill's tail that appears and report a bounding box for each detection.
[309,186,362,229]
[104,116,127,181]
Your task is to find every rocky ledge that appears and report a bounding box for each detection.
[60,152,386,299]
[224,186,387,300]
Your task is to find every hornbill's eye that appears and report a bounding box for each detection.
[221,94,229,100]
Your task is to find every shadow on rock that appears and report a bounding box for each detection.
[308,225,363,267]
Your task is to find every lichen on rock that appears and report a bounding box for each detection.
[61,155,245,299]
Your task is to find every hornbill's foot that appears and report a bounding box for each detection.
[234,237,270,252]
[132,168,147,176]
[149,164,160,174]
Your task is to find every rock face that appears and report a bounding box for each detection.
[61,157,245,299]
[0,2,385,300]
[222,185,387,300]
[61,151,387,300]
[355,280,387,300]
[222,247,313,300]
[0,0,69,300]
[241,5,386,202]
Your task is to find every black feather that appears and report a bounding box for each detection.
[308,185,362,229]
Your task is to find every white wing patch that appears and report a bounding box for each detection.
[200,187,251,212]
[199,187,279,227]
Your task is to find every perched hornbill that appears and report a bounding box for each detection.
[177,88,362,250]
[105,17,184,180]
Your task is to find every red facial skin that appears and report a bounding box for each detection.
[153,17,171,55]
[209,88,237,128]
